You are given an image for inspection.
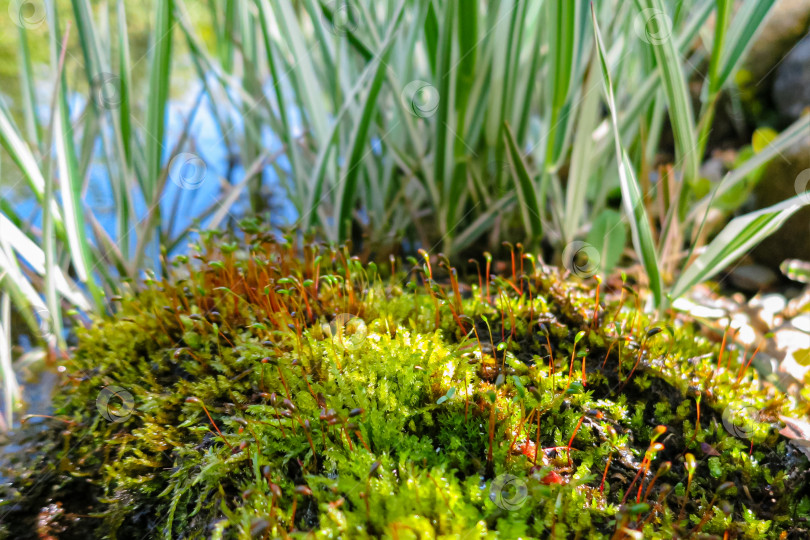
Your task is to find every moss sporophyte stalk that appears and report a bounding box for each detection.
[1,227,809,539]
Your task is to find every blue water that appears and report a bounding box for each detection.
[2,76,299,275]
[0,76,307,434]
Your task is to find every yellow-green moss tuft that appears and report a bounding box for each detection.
[2,228,808,539]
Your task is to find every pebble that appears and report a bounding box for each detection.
[791,314,810,333]
[750,294,787,328]
[773,34,810,120]
[729,265,777,291]
[773,328,810,381]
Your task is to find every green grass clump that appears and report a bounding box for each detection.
[1,227,808,539]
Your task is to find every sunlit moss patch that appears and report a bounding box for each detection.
[2,228,808,539]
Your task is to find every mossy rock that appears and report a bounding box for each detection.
[1,231,809,539]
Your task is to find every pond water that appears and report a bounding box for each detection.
[2,78,299,257]
[1,72,300,430]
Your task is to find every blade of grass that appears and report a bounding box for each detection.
[133,89,203,272]
[445,0,477,241]
[504,122,543,241]
[300,0,410,231]
[0,215,91,311]
[138,0,175,273]
[0,244,45,325]
[592,0,712,163]
[71,0,134,259]
[41,114,64,350]
[46,6,100,308]
[303,50,394,227]
[636,0,699,214]
[145,0,175,201]
[695,0,732,159]
[272,0,329,147]
[690,114,810,220]
[484,0,514,148]
[256,0,306,210]
[563,56,600,243]
[335,38,396,241]
[545,0,579,169]
[301,0,336,86]
[218,0,237,71]
[671,194,810,299]
[452,193,517,254]
[707,0,733,97]
[515,5,543,142]
[117,0,133,255]
[332,1,438,210]
[0,293,20,429]
[208,151,276,230]
[70,0,103,83]
[717,0,776,87]
[434,0,455,228]
[319,0,374,62]
[593,5,663,306]
[0,105,64,230]
[586,208,627,277]
[16,22,39,146]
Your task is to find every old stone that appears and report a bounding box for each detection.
[773,34,810,120]
[751,132,810,267]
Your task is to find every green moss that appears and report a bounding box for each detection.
[1,230,808,539]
